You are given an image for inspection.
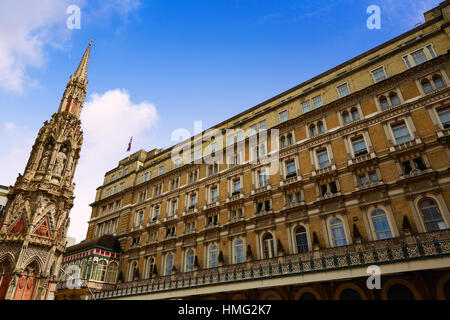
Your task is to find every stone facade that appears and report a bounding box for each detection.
[83,2,450,300]
[0,41,92,300]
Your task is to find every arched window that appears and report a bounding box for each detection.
[330,218,347,247]
[379,96,389,109]
[186,249,194,272]
[234,239,245,264]
[422,80,433,94]
[343,111,351,123]
[387,284,415,300]
[310,125,317,137]
[165,253,173,276]
[208,244,218,268]
[287,133,293,145]
[419,199,446,231]
[351,108,360,121]
[91,261,98,280]
[433,75,444,89]
[295,226,309,253]
[262,233,275,259]
[340,288,362,300]
[371,209,393,240]
[389,92,400,105]
[147,257,156,277]
[107,261,119,283]
[318,121,325,134]
[280,136,286,148]
[299,292,317,300]
[96,260,108,282]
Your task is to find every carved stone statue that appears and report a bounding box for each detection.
[39,151,50,171]
[54,148,67,175]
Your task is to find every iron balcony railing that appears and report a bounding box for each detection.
[91,229,450,300]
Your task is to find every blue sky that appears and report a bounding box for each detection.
[0,0,441,241]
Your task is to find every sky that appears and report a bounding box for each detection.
[0,0,442,242]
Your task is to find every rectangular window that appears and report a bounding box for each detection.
[371,66,387,83]
[233,179,241,193]
[226,134,234,146]
[317,150,330,168]
[195,149,202,161]
[411,48,427,65]
[258,169,268,187]
[351,136,367,156]
[210,142,217,153]
[279,110,288,123]
[119,182,125,192]
[250,124,257,136]
[211,187,218,203]
[403,56,412,69]
[158,166,164,176]
[236,130,244,142]
[286,160,296,176]
[391,122,411,144]
[302,101,311,113]
[426,45,436,58]
[337,83,350,98]
[106,189,111,197]
[259,120,267,131]
[312,95,323,108]
[437,106,450,128]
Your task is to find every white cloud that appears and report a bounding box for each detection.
[68,89,158,242]
[0,0,141,94]
[0,0,80,93]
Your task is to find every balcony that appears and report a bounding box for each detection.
[348,150,375,167]
[92,229,450,300]
[164,211,178,222]
[312,164,336,177]
[389,138,422,154]
[251,184,271,195]
[227,191,243,203]
[280,171,301,186]
[184,206,198,216]
[204,201,219,210]
[284,201,305,210]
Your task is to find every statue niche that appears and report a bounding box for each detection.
[38,141,54,172]
[53,147,68,176]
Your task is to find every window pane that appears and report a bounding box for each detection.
[403,56,412,69]
[295,227,308,253]
[434,77,444,89]
[302,101,311,113]
[317,150,330,168]
[330,219,347,247]
[420,199,446,232]
[371,209,392,240]
[372,67,386,83]
[279,110,288,123]
[259,120,267,131]
[391,122,411,144]
[337,83,350,98]
[312,96,323,108]
[411,49,427,65]
[437,106,450,127]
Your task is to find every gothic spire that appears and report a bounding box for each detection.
[73,39,93,85]
[58,39,93,118]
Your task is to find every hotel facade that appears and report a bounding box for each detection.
[57,1,450,300]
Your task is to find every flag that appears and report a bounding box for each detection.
[127,137,133,152]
